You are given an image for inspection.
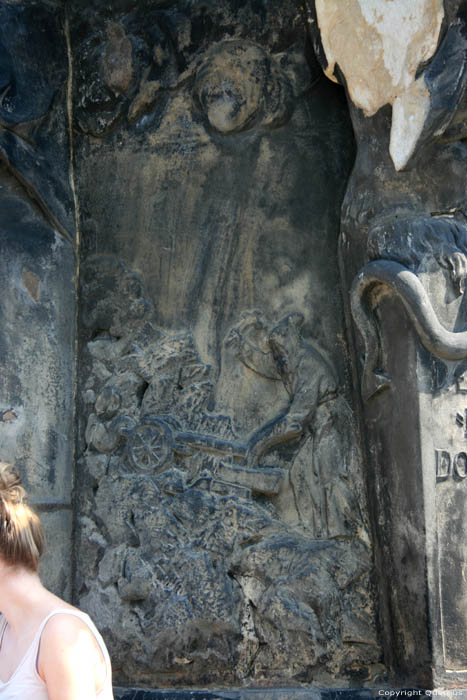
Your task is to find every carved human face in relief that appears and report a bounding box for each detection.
[193,40,294,134]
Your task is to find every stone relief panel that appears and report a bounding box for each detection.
[70,0,351,371]
[76,257,380,687]
[72,0,382,688]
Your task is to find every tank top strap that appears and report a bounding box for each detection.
[0,610,63,676]
[37,609,111,662]
[35,609,113,697]
[0,614,7,660]
[0,614,7,643]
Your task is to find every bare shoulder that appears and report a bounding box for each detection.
[38,610,108,696]
[39,607,105,666]
[39,610,105,671]
[41,611,97,646]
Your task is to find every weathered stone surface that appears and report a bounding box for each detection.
[0,1,76,598]
[114,690,388,700]
[76,258,378,686]
[0,202,75,504]
[38,508,73,600]
[0,1,75,238]
[69,0,381,688]
[315,0,444,169]
[313,0,467,689]
[10,0,467,694]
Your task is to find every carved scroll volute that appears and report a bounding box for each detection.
[351,260,467,401]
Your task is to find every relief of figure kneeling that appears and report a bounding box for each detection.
[228,312,367,540]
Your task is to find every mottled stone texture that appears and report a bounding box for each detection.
[17,0,467,694]
[313,0,467,689]
[70,0,382,690]
[0,1,76,598]
[5,0,467,694]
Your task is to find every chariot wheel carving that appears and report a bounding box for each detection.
[128,419,173,473]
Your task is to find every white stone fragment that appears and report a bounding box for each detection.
[315,0,444,169]
[390,76,431,170]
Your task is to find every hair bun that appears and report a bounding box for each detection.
[0,462,26,505]
[0,461,44,570]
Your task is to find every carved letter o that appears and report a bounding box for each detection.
[454,452,467,479]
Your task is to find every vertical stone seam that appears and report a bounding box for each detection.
[65,7,80,604]
[65,12,80,251]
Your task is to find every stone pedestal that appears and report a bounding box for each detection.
[352,266,467,689]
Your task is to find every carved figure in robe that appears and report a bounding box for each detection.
[228,311,366,538]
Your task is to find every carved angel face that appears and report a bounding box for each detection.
[193,40,294,134]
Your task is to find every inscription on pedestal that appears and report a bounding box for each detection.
[435,449,467,481]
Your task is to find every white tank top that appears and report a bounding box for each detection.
[0,609,114,699]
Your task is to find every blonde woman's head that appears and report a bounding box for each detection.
[0,462,44,571]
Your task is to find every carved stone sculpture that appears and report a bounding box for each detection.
[76,256,379,686]
[10,0,467,694]
[313,0,467,688]
[229,311,366,539]
[70,6,372,686]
